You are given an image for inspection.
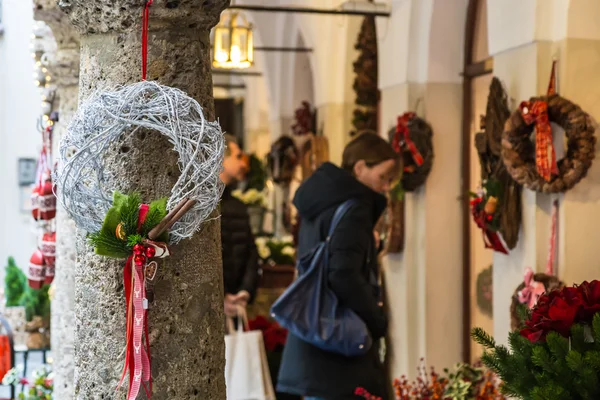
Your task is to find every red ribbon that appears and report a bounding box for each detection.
[392,112,424,169]
[141,0,153,81]
[519,101,558,182]
[118,205,152,400]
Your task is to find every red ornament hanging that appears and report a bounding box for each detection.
[28,249,46,289]
[32,179,56,221]
[40,231,56,285]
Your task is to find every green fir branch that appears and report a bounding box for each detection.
[140,197,168,237]
[471,327,496,349]
[593,314,600,344]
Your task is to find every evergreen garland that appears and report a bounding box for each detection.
[350,14,378,136]
[88,191,168,259]
[472,313,600,399]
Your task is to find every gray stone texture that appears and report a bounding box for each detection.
[33,1,80,399]
[57,0,230,399]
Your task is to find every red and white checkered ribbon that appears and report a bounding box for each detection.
[519,101,559,182]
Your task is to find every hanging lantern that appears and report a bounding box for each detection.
[212,11,254,69]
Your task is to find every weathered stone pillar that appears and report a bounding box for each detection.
[33,2,80,398]
[56,1,229,398]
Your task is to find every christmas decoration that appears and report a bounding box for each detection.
[473,280,600,399]
[356,360,504,399]
[351,14,378,136]
[470,179,508,254]
[54,80,224,243]
[509,269,564,332]
[87,191,181,399]
[502,62,596,193]
[28,250,46,290]
[266,136,299,186]
[476,264,494,318]
[388,113,434,192]
[40,232,56,268]
[291,101,316,136]
[476,77,521,250]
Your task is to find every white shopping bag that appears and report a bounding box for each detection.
[225,307,276,400]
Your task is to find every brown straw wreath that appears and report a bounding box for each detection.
[502,94,596,193]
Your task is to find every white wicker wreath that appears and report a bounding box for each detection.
[54,81,225,243]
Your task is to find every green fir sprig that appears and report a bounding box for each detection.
[472,313,600,399]
[88,191,168,258]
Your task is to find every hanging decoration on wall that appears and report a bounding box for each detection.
[291,101,316,137]
[266,136,299,187]
[476,264,493,318]
[469,179,508,254]
[473,77,522,251]
[350,14,378,136]
[502,61,596,193]
[290,102,329,182]
[389,112,434,192]
[509,268,564,332]
[53,2,224,399]
[510,199,562,331]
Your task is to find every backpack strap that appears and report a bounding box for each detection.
[327,199,359,240]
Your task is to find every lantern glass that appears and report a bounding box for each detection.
[212,11,253,69]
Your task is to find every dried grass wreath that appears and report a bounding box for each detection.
[54,80,225,243]
[502,94,596,193]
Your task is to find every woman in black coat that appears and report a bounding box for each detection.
[277,133,400,400]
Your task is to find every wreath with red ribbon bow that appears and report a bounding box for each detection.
[502,94,596,193]
[388,112,434,192]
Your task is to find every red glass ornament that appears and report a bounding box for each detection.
[134,254,147,266]
[133,244,145,256]
[28,249,46,289]
[487,214,493,221]
[145,246,156,259]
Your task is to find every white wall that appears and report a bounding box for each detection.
[0,0,41,277]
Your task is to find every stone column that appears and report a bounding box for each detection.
[33,2,80,398]
[57,1,229,398]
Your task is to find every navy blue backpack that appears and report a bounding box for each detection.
[270,199,372,357]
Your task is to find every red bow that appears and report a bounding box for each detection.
[392,112,424,168]
[519,101,558,182]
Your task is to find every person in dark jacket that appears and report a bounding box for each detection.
[277,133,400,400]
[220,134,260,316]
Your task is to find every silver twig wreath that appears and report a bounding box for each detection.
[55,81,225,243]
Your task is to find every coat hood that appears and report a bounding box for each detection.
[293,162,387,223]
